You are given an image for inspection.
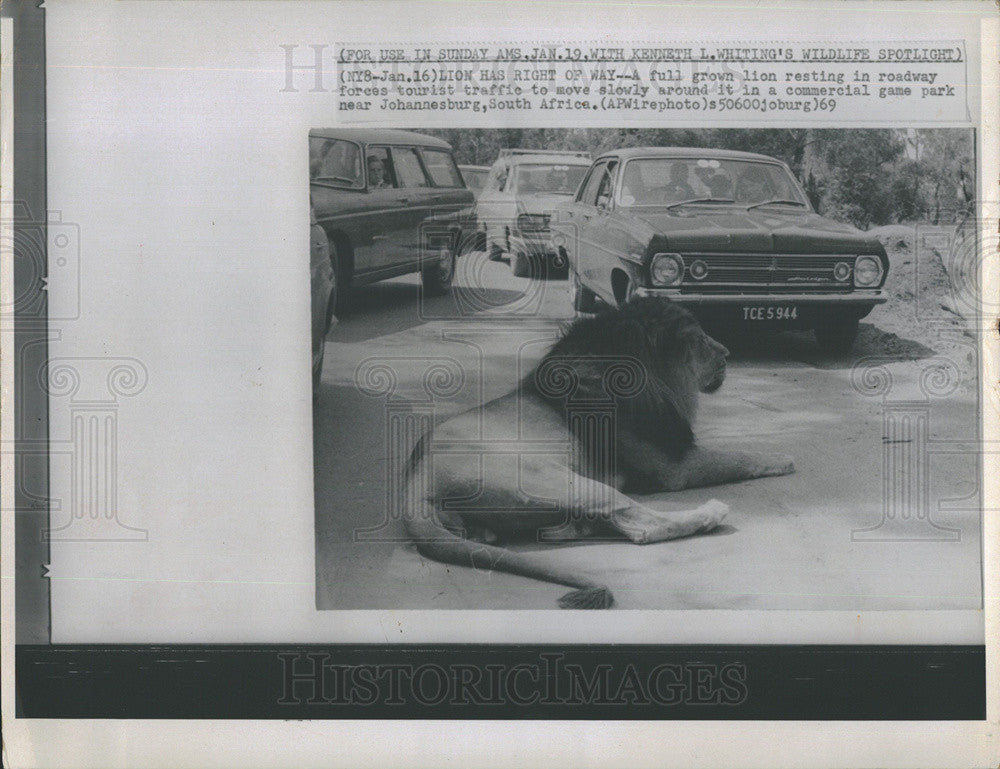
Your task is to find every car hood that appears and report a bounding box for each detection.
[633,207,883,254]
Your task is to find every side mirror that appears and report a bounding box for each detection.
[596,196,611,212]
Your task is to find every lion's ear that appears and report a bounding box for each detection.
[648,322,684,361]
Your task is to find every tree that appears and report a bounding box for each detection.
[410,127,974,227]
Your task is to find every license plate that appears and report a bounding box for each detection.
[742,305,798,321]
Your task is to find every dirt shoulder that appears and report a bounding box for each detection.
[863,222,978,370]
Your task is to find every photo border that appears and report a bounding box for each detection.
[2,0,997,765]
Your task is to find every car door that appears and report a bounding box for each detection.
[348,144,412,274]
[585,160,623,301]
[419,146,476,251]
[387,145,437,267]
[420,147,472,212]
[568,160,610,287]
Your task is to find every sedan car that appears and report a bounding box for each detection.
[551,147,889,352]
[309,129,475,313]
[475,149,591,277]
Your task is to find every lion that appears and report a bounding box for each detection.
[403,298,795,609]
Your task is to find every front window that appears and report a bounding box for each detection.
[618,157,809,208]
[578,161,618,207]
[513,163,589,195]
[309,137,363,189]
[365,146,397,189]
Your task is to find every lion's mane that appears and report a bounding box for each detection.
[522,298,702,463]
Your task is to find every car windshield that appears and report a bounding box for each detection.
[618,157,809,208]
[309,137,364,189]
[515,163,589,195]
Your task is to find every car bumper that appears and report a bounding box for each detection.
[632,289,887,306]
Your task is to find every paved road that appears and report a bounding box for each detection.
[313,251,982,611]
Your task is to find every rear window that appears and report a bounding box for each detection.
[422,149,464,187]
[391,147,431,188]
[514,164,589,195]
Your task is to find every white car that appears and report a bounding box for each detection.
[474,149,591,278]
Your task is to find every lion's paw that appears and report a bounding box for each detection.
[696,499,729,532]
[756,454,795,478]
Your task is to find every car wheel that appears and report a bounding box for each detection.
[487,227,504,261]
[573,271,599,313]
[325,266,338,331]
[814,317,859,354]
[312,351,324,392]
[511,251,534,278]
[422,239,456,295]
[548,252,569,280]
[314,272,338,391]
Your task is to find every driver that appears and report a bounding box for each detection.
[664,162,695,201]
[546,168,569,192]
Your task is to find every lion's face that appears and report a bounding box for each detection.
[632,300,730,395]
[691,330,729,393]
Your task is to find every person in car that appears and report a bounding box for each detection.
[694,165,732,198]
[663,162,695,201]
[367,155,391,188]
[545,167,570,193]
[734,165,773,203]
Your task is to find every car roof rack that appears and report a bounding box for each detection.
[498,148,591,159]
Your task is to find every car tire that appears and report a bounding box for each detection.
[814,316,859,354]
[473,228,488,254]
[422,239,456,296]
[329,240,350,315]
[573,271,600,313]
[313,282,336,393]
[325,267,338,331]
[511,251,534,278]
[487,228,504,261]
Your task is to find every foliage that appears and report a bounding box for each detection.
[417,127,974,229]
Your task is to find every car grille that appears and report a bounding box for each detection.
[678,253,855,294]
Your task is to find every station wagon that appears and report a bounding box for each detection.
[309,129,474,310]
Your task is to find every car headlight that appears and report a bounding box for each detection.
[854,255,884,287]
[517,213,550,232]
[650,253,684,287]
[833,261,851,282]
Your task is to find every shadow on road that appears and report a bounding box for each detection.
[713,322,935,370]
[329,279,529,343]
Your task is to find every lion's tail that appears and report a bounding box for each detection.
[403,457,614,609]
